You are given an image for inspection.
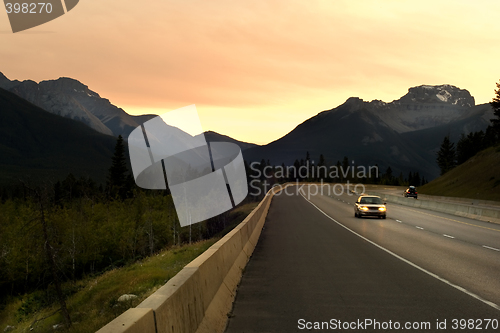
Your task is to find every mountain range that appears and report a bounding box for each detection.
[242,84,494,179]
[0,74,258,185]
[0,87,118,184]
[0,72,156,137]
[203,131,258,151]
[0,71,494,182]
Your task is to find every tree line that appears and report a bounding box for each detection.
[0,135,241,327]
[246,152,426,197]
[437,80,500,175]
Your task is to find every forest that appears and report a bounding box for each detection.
[0,136,248,330]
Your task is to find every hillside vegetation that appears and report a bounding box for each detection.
[0,200,258,333]
[0,240,216,333]
[419,145,500,201]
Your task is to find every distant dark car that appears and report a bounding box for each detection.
[404,186,418,199]
[354,195,387,219]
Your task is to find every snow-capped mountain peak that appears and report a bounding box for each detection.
[398,84,475,108]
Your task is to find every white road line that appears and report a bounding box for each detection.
[299,193,500,312]
[443,234,455,239]
[483,245,500,252]
[396,220,402,223]
[416,226,424,230]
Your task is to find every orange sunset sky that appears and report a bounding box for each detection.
[2,0,500,144]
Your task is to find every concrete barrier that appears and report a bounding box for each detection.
[417,194,500,208]
[368,192,500,224]
[96,308,156,333]
[96,184,289,333]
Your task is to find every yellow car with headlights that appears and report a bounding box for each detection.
[354,195,387,219]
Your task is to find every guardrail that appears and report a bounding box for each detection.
[369,192,500,224]
[96,184,289,333]
[416,194,500,209]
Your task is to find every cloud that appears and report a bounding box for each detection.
[2,0,500,144]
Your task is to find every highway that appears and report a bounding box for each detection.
[225,185,500,332]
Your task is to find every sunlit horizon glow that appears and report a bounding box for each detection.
[158,105,205,137]
[2,0,500,145]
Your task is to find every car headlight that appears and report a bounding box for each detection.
[361,206,369,211]
[378,207,386,212]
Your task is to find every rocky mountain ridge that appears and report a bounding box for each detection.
[242,84,494,179]
[1,71,494,180]
[329,85,481,134]
[0,72,155,137]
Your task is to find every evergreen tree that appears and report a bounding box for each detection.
[293,159,301,181]
[383,166,394,185]
[107,135,129,199]
[385,166,393,178]
[457,133,471,165]
[414,172,421,186]
[244,160,251,182]
[305,152,311,180]
[318,154,326,180]
[437,136,456,175]
[334,160,341,182]
[373,164,380,184]
[398,172,404,186]
[341,156,349,181]
[456,131,486,165]
[407,171,421,186]
[484,125,497,147]
[281,163,287,182]
[318,154,326,166]
[490,79,500,142]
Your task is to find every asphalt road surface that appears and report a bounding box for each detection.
[225,185,500,332]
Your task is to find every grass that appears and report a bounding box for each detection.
[419,145,500,201]
[0,240,216,333]
[0,201,260,333]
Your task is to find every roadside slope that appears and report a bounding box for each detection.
[419,145,500,201]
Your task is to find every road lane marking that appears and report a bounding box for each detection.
[299,192,500,312]
[416,226,424,230]
[443,234,455,239]
[482,245,500,252]
[395,219,402,223]
[402,207,500,232]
